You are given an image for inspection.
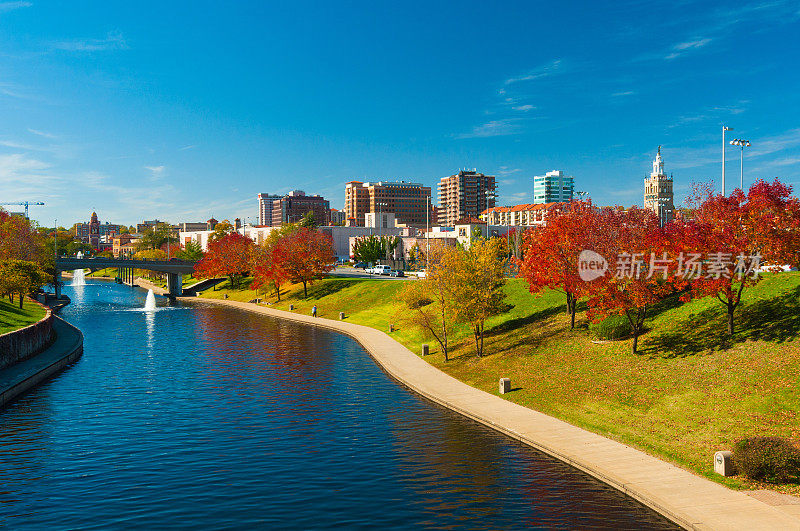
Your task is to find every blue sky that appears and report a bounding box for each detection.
[1,0,799,227]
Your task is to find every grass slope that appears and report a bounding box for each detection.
[0,297,47,335]
[198,272,800,493]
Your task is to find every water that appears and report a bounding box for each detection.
[70,268,86,286]
[0,282,676,529]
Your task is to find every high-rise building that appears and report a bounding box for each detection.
[533,170,574,204]
[344,181,432,227]
[329,208,346,225]
[257,193,282,226]
[272,190,330,226]
[437,170,496,226]
[643,146,674,226]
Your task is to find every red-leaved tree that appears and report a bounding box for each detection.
[273,228,335,297]
[680,178,800,335]
[517,201,596,329]
[584,207,677,353]
[195,232,254,288]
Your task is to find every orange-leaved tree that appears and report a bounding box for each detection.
[195,232,254,288]
[250,225,298,301]
[517,200,596,329]
[273,227,335,298]
[681,178,800,335]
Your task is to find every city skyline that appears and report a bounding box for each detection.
[1,1,799,226]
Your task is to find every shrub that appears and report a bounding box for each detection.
[733,437,800,483]
[589,314,632,340]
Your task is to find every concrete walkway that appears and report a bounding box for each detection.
[190,297,800,530]
[0,316,83,408]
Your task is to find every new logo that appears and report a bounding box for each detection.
[578,250,607,281]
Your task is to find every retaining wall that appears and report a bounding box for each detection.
[0,301,53,370]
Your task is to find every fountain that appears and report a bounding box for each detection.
[144,289,157,311]
[71,268,86,286]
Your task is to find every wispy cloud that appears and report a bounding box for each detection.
[0,1,31,14]
[611,90,636,97]
[179,144,196,151]
[52,30,128,52]
[665,37,712,60]
[28,128,57,139]
[456,119,522,139]
[497,166,521,177]
[144,165,166,180]
[504,59,563,86]
[512,104,535,112]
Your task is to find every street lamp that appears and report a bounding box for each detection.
[729,139,751,192]
[722,125,733,196]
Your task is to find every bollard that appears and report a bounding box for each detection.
[339,311,345,320]
[289,304,294,310]
[421,344,429,356]
[389,324,394,333]
[714,451,735,477]
[499,378,511,394]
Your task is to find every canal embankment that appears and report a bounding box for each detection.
[0,309,83,408]
[189,295,800,530]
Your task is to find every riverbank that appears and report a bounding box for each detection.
[195,274,800,493]
[0,315,83,408]
[0,296,47,335]
[187,295,800,529]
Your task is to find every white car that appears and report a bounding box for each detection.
[367,265,392,276]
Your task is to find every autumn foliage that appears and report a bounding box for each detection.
[195,232,255,288]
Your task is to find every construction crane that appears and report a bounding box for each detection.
[0,201,45,219]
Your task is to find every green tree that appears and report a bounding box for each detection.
[136,223,177,251]
[298,211,319,229]
[177,240,204,261]
[0,260,49,308]
[351,235,400,263]
[209,220,235,243]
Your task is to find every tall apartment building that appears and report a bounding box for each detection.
[344,181,432,227]
[437,170,496,226]
[533,170,574,204]
[643,146,674,226]
[257,193,282,226]
[272,190,330,226]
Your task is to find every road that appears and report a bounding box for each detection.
[330,266,415,280]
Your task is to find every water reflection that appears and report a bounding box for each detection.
[0,282,677,529]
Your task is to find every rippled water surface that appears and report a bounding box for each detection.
[0,282,676,528]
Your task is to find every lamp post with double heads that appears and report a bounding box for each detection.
[729,138,751,192]
[722,125,733,196]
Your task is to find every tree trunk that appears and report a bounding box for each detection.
[566,292,577,329]
[303,280,308,298]
[19,293,24,309]
[474,326,481,357]
[727,305,735,335]
[274,280,281,302]
[479,322,484,357]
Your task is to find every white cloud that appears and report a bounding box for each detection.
[179,144,196,151]
[456,119,522,139]
[673,38,712,51]
[512,104,535,112]
[144,165,166,180]
[0,1,31,13]
[504,59,563,85]
[28,128,57,139]
[611,90,635,97]
[52,30,128,52]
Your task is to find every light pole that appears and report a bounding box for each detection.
[426,196,430,268]
[722,125,733,196]
[729,138,751,192]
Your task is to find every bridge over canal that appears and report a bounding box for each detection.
[54,258,198,298]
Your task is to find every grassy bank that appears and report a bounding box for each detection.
[0,297,47,335]
[198,272,800,494]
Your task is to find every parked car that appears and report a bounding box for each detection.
[367,265,392,276]
[353,262,368,269]
[390,270,404,277]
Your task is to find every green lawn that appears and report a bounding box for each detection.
[198,272,800,494]
[0,297,47,335]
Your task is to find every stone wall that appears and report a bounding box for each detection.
[0,302,54,370]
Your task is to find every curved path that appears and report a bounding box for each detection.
[188,298,797,530]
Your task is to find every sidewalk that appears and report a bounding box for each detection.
[191,297,800,530]
[0,316,83,408]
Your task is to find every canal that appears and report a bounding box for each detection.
[1,281,676,528]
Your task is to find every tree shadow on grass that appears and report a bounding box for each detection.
[486,304,563,336]
[294,279,367,300]
[639,286,800,359]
